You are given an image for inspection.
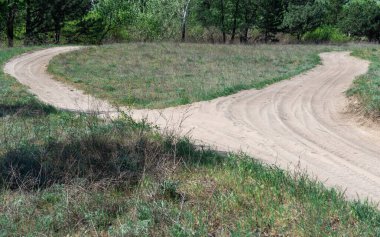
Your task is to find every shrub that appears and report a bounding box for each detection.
[303,26,350,43]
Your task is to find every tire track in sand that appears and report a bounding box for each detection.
[4,47,380,203]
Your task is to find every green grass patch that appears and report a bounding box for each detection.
[1,151,380,236]
[1,45,380,235]
[48,43,343,109]
[349,46,380,117]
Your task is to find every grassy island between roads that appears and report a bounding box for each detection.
[49,43,328,109]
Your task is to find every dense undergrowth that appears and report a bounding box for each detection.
[349,47,380,119]
[1,46,380,236]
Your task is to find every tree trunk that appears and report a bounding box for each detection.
[54,15,62,44]
[6,1,16,48]
[230,0,240,43]
[297,33,301,42]
[181,0,191,42]
[240,27,248,43]
[54,24,61,44]
[220,0,226,43]
[241,2,253,44]
[25,0,32,45]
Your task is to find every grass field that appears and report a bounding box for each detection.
[3,151,380,236]
[2,45,380,236]
[349,47,380,118]
[48,43,340,109]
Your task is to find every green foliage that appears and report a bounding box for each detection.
[0,0,380,44]
[22,0,92,45]
[129,0,183,41]
[282,0,327,39]
[65,0,136,44]
[0,1,6,33]
[339,0,380,42]
[194,0,258,43]
[324,0,346,25]
[303,25,350,43]
[256,0,283,42]
[159,180,182,200]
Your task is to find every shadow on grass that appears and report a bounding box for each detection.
[1,114,380,235]
[0,102,57,117]
[0,121,223,190]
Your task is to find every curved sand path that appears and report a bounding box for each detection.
[4,47,380,203]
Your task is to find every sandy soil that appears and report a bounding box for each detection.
[4,47,380,203]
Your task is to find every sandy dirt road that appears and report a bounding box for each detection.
[4,47,380,203]
[4,47,114,112]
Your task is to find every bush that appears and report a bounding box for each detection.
[303,26,350,43]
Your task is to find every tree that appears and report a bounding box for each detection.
[239,0,257,43]
[229,0,240,42]
[24,0,52,45]
[6,0,17,47]
[325,0,347,25]
[195,0,253,43]
[0,1,7,45]
[74,0,135,43]
[181,0,191,41]
[282,0,326,40]
[127,0,191,41]
[225,0,258,43]
[198,0,230,43]
[0,0,22,47]
[49,0,92,44]
[22,0,91,45]
[256,0,283,42]
[339,0,380,42]
[220,0,226,42]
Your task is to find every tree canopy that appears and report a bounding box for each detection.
[0,0,379,46]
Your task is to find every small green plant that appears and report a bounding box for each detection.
[303,26,350,43]
[160,180,182,201]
